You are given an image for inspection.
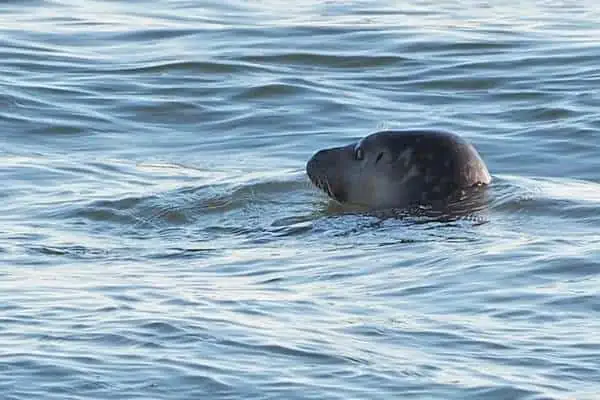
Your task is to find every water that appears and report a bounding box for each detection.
[1,1,599,399]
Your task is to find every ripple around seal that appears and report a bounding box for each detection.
[65,176,312,233]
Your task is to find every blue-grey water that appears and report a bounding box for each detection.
[1,1,599,399]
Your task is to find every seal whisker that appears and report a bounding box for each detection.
[325,181,334,199]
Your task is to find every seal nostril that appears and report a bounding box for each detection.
[375,152,383,164]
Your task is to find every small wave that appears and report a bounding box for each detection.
[239,52,409,68]
[106,28,202,42]
[231,82,306,101]
[103,60,271,75]
[491,175,600,212]
[526,176,600,203]
[483,175,600,243]
[26,244,107,259]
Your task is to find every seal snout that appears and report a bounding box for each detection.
[306,149,344,202]
[306,150,327,190]
[306,149,331,183]
[305,151,319,180]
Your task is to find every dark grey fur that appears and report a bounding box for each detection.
[306,130,491,209]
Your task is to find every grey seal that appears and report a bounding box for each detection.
[306,130,491,210]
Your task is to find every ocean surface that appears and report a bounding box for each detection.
[1,1,599,399]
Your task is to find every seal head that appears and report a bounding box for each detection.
[306,130,491,210]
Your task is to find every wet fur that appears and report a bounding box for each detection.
[306,130,491,210]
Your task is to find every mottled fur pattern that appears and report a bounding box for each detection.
[306,130,491,210]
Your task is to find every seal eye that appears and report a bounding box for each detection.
[354,147,364,161]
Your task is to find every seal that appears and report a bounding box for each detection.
[306,130,491,210]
